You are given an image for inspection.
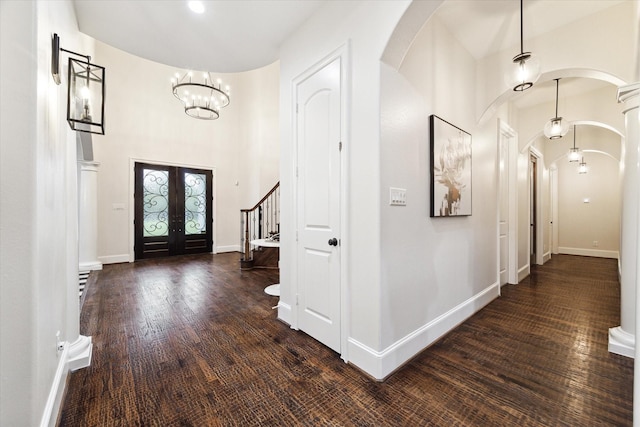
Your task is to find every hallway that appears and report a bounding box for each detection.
[59,254,633,426]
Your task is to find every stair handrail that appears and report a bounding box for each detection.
[240,182,280,263]
[240,182,280,213]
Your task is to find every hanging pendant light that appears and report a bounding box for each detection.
[578,156,588,174]
[568,125,580,162]
[544,78,569,139]
[506,0,541,91]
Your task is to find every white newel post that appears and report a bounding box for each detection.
[78,160,102,271]
[609,83,640,359]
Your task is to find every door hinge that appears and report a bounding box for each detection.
[339,141,342,151]
[296,294,299,305]
[296,231,298,242]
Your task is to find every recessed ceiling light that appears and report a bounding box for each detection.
[188,1,205,14]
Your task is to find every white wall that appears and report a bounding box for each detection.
[278,0,414,376]
[279,0,635,380]
[481,2,634,280]
[557,153,621,257]
[0,2,38,423]
[518,85,624,152]
[238,63,281,208]
[1,0,86,424]
[515,92,624,273]
[380,14,500,358]
[477,1,638,121]
[92,41,279,261]
[543,124,622,166]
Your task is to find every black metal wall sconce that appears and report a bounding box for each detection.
[52,33,106,135]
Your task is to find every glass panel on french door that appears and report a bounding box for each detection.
[142,169,169,237]
[184,172,207,235]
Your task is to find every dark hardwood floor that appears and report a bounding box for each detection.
[58,254,633,426]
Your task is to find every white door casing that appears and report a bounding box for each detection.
[294,56,342,353]
[498,120,518,285]
[530,154,537,266]
[550,165,559,254]
[530,146,544,266]
[498,123,509,286]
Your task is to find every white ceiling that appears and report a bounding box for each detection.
[510,77,611,110]
[434,0,625,60]
[73,0,325,73]
[434,0,624,109]
[73,0,623,108]
[74,0,624,75]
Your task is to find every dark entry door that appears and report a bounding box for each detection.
[134,162,213,259]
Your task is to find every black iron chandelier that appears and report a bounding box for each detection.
[171,71,230,120]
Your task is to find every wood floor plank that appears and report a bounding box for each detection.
[58,254,633,426]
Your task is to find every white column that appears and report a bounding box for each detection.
[621,83,640,427]
[78,161,102,271]
[609,83,640,358]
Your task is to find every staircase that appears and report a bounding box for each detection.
[240,182,280,270]
[79,270,89,299]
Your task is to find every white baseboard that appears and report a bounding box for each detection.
[215,245,241,254]
[99,248,243,262]
[39,345,69,427]
[558,247,619,259]
[98,254,130,264]
[518,264,530,282]
[39,335,93,427]
[543,251,551,263]
[79,261,102,271]
[347,282,500,380]
[609,326,634,358]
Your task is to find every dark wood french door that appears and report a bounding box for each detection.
[134,162,213,259]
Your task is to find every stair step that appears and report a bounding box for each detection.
[79,271,90,301]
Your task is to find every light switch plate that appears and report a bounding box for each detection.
[389,187,407,206]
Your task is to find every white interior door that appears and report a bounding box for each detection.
[295,57,342,353]
[498,120,518,285]
[530,154,537,266]
[498,127,509,286]
[550,166,558,254]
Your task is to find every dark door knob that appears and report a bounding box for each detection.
[328,238,338,246]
